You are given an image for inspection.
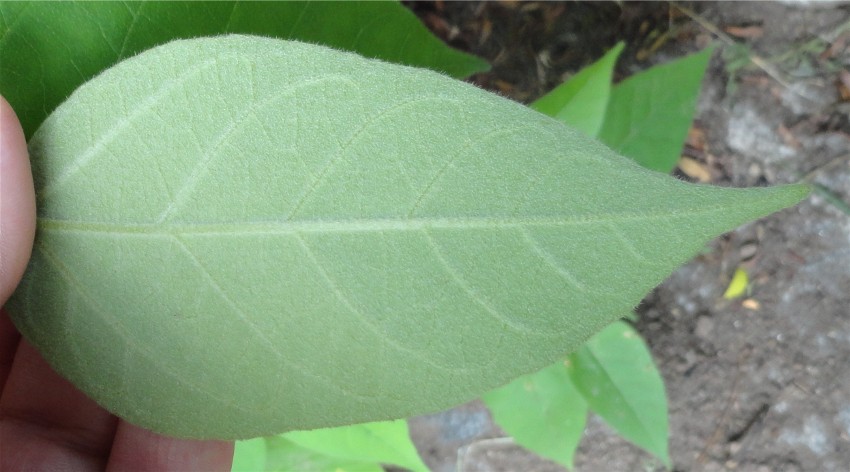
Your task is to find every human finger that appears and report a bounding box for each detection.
[0,308,20,392]
[0,341,118,471]
[106,421,234,472]
[0,94,36,307]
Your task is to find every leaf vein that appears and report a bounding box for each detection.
[116,1,144,58]
[286,95,465,220]
[422,229,544,336]
[0,2,31,48]
[36,242,259,414]
[582,346,663,451]
[157,74,356,223]
[38,56,221,202]
[292,232,469,373]
[518,227,591,294]
[408,125,531,218]
[39,206,737,236]
[605,222,657,266]
[171,235,367,398]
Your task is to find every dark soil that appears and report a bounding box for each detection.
[403,2,850,471]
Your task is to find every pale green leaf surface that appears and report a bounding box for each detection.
[0,1,487,138]
[531,42,624,136]
[483,362,587,469]
[284,420,427,472]
[8,36,807,439]
[567,322,670,467]
[598,48,713,172]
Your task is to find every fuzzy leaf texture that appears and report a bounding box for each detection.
[7,35,808,440]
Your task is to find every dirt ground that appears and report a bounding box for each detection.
[403,2,850,471]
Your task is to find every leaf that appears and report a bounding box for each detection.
[531,42,624,137]
[7,36,808,439]
[284,420,428,472]
[483,361,588,469]
[232,437,268,472]
[567,322,670,467]
[598,47,713,172]
[723,267,749,299]
[811,183,850,216]
[232,436,384,472]
[266,438,385,472]
[0,0,488,138]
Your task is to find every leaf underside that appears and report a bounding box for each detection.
[8,35,807,439]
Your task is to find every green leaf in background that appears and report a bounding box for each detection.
[483,362,588,469]
[598,47,713,172]
[233,436,384,472]
[531,42,624,137]
[7,36,808,439]
[232,437,268,472]
[567,322,670,467]
[284,420,428,472]
[0,0,488,138]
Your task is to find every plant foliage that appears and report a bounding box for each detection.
[6,36,807,442]
[484,40,729,468]
[0,0,487,138]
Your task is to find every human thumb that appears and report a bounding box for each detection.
[0,95,36,306]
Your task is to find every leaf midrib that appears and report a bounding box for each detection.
[37,207,721,236]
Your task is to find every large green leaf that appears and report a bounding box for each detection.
[0,1,487,138]
[284,420,427,472]
[483,362,588,469]
[7,36,807,439]
[598,48,713,172]
[568,321,670,467]
[531,42,624,137]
